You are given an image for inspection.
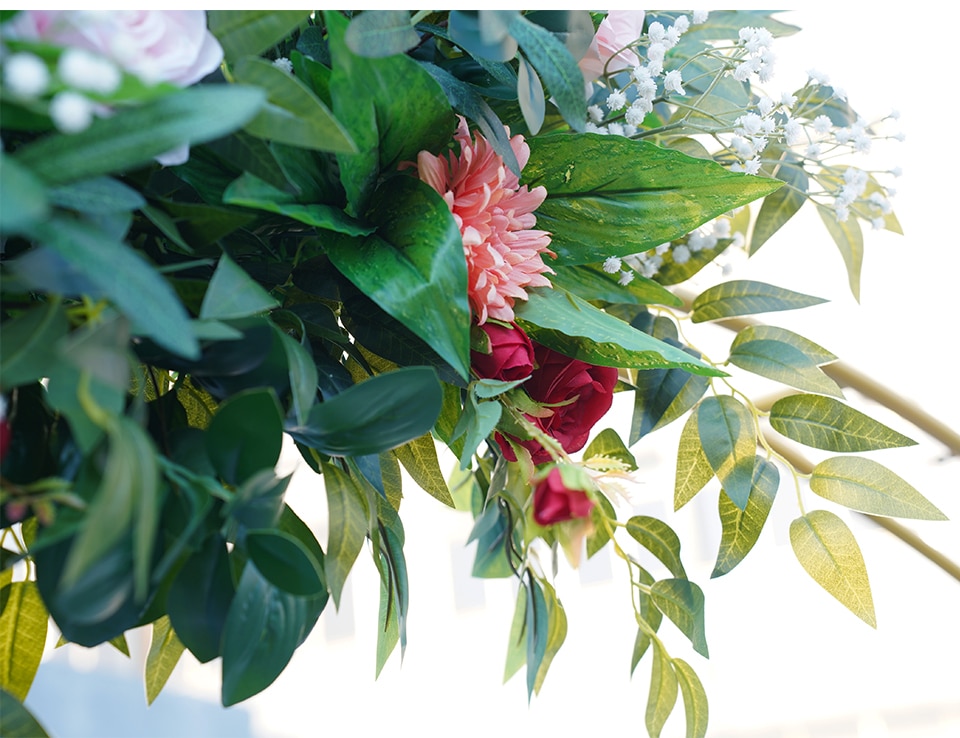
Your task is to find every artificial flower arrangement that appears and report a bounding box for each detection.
[0,10,950,738]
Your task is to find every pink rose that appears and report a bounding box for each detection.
[532,467,594,526]
[470,322,535,382]
[579,10,646,82]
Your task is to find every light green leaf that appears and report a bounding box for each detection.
[0,581,48,701]
[790,510,876,626]
[673,658,709,738]
[209,10,309,63]
[650,579,709,658]
[728,339,843,397]
[523,135,782,265]
[515,286,722,376]
[145,616,185,705]
[375,555,400,678]
[810,457,947,521]
[531,581,567,696]
[583,428,637,470]
[524,578,549,700]
[730,325,836,365]
[516,54,545,135]
[626,516,687,579]
[0,155,49,235]
[200,252,279,321]
[321,462,369,609]
[674,410,715,511]
[697,396,756,509]
[345,10,419,57]
[646,640,679,738]
[750,152,808,254]
[770,394,916,452]
[691,280,827,323]
[817,202,864,301]
[394,435,455,507]
[503,586,527,683]
[712,457,779,577]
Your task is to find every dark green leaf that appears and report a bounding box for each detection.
[200,252,279,321]
[206,389,284,485]
[769,394,917,452]
[448,10,519,62]
[48,176,145,214]
[730,325,836,366]
[712,457,779,577]
[272,323,318,426]
[697,396,756,509]
[524,577,549,700]
[0,689,50,738]
[691,280,827,323]
[531,580,567,695]
[208,10,309,63]
[245,529,326,596]
[626,516,687,579]
[549,264,683,307]
[0,300,69,390]
[0,156,48,235]
[345,10,419,57]
[650,579,709,658]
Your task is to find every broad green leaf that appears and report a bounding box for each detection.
[817,202,864,301]
[245,529,326,596]
[674,410,715,511]
[790,510,876,626]
[345,10,419,57]
[583,428,637,470]
[531,580,567,695]
[750,152,808,254]
[0,689,50,738]
[208,10,309,63]
[200,252,279,321]
[0,155,48,235]
[221,562,312,705]
[233,57,356,154]
[287,366,443,457]
[697,396,756,509]
[222,172,373,236]
[145,616,185,705]
[394,434,455,507]
[48,176,145,214]
[206,389,284,485]
[26,217,199,359]
[524,578,549,700]
[327,11,454,214]
[691,280,827,323]
[646,641,679,738]
[650,579,709,657]
[523,134,782,265]
[0,581,48,701]
[626,516,687,579]
[322,462,369,609]
[550,264,683,307]
[0,300,69,390]
[728,339,843,397]
[712,457,779,577]
[13,86,265,186]
[516,53,546,135]
[810,457,947,521]
[673,658,709,738]
[325,178,470,379]
[730,325,836,366]
[515,287,721,376]
[770,394,916,452]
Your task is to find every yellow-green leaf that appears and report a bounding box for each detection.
[817,202,863,301]
[712,457,779,578]
[810,457,947,521]
[697,395,755,509]
[673,657,709,738]
[321,462,369,609]
[674,410,714,511]
[691,280,826,323]
[393,434,454,507]
[646,640,679,738]
[790,510,876,627]
[145,616,186,705]
[770,394,916,452]
[0,581,48,701]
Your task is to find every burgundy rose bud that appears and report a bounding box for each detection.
[533,466,594,526]
[470,321,535,382]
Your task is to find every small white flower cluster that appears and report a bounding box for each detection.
[602,255,635,285]
[733,27,775,84]
[619,216,740,279]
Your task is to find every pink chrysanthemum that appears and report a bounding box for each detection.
[415,116,554,324]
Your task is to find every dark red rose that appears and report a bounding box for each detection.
[470,321,534,381]
[533,467,594,525]
[496,345,618,464]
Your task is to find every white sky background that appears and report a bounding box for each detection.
[34,8,960,738]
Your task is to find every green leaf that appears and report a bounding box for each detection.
[730,325,836,366]
[522,134,782,265]
[48,176,145,214]
[325,178,470,379]
[728,339,843,397]
[646,641,679,738]
[0,155,49,235]
[583,428,637,470]
[516,54,546,135]
[245,529,326,596]
[321,462,369,609]
[549,264,683,308]
[515,287,722,376]
[272,323,318,426]
[790,510,876,627]
[375,554,400,678]
[817,202,864,301]
[697,396,756,509]
[650,579,709,658]
[208,10,309,63]
[145,616,186,705]
[509,14,586,132]
[673,658,709,738]
[448,10,519,62]
[13,86,265,186]
[712,457,779,577]
[524,577,549,700]
[750,152,808,255]
[233,57,356,154]
[206,389,284,485]
[0,689,50,738]
[394,435,455,507]
[691,280,827,323]
[27,217,199,359]
[107,634,130,657]
[810,457,947,521]
[221,561,312,705]
[200,252,279,321]
[503,586,527,682]
[626,516,687,579]
[586,492,616,559]
[769,394,917,452]
[345,10,419,57]
[0,300,69,390]
[674,411,715,511]
[287,366,443,457]
[531,580,567,695]
[0,581,48,701]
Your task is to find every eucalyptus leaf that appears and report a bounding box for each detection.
[770,394,916,452]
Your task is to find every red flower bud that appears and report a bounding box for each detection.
[533,467,594,525]
[470,321,534,381]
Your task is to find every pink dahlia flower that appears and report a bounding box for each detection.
[415,116,554,324]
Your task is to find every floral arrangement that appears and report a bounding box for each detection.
[0,10,951,738]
